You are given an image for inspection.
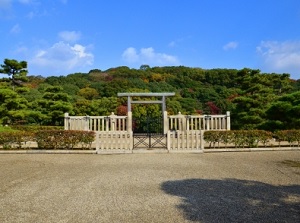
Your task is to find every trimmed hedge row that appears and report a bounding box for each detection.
[274,130,300,147]
[0,130,95,150]
[204,130,300,148]
[11,125,64,132]
[1,129,299,150]
[0,131,35,149]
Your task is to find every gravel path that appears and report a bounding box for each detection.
[0,151,299,223]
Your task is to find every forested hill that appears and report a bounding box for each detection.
[1,65,300,130]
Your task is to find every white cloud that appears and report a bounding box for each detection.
[122,47,138,63]
[58,31,81,43]
[122,47,179,65]
[30,41,94,74]
[223,41,238,50]
[257,40,300,77]
[10,23,21,34]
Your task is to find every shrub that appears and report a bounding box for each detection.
[219,131,234,147]
[0,132,14,149]
[0,131,34,149]
[77,131,95,149]
[204,130,273,148]
[35,130,65,149]
[34,130,95,150]
[230,130,247,148]
[12,125,63,132]
[204,131,221,148]
[275,130,300,147]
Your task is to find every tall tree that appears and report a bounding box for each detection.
[32,86,73,125]
[0,59,28,90]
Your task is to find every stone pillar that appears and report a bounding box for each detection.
[162,96,166,114]
[226,111,231,130]
[127,96,131,112]
[163,111,168,134]
[127,111,132,132]
[64,113,69,130]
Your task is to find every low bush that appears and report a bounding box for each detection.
[204,130,274,148]
[0,125,16,133]
[34,130,95,150]
[203,131,221,148]
[11,125,63,132]
[275,130,300,147]
[0,131,35,149]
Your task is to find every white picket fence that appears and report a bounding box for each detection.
[64,111,230,153]
[95,131,132,153]
[167,130,204,152]
[168,111,230,131]
[65,113,127,131]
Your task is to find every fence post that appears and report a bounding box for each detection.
[163,111,168,134]
[167,131,170,151]
[186,115,192,131]
[200,130,204,150]
[127,111,132,132]
[64,113,69,130]
[95,132,99,151]
[226,111,231,130]
[109,112,116,131]
[129,131,133,152]
[84,115,90,131]
[205,115,211,130]
[176,112,186,132]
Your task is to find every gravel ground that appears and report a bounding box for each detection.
[0,151,299,223]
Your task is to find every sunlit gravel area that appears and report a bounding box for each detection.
[0,151,299,223]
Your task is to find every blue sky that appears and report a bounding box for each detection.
[1,0,300,79]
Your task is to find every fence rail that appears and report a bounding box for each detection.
[65,113,127,131]
[168,111,230,131]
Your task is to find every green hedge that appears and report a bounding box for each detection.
[11,125,64,132]
[1,129,299,150]
[203,130,299,148]
[0,130,95,150]
[274,130,300,147]
[35,130,95,150]
[0,131,35,149]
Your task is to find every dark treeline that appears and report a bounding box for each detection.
[1,62,300,131]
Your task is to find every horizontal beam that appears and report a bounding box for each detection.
[131,100,163,104]
[117,92,175,97]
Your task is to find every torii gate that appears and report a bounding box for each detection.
[117,92,175,134]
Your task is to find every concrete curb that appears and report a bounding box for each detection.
[0,147,298,154]
[0,150,97,154]
[204,147,300,153]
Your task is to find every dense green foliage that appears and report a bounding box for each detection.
[1,60,299,130]
[0,130,95,150]
[204,130,300,148]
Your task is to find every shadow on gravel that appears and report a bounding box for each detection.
[161,179,300,222]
